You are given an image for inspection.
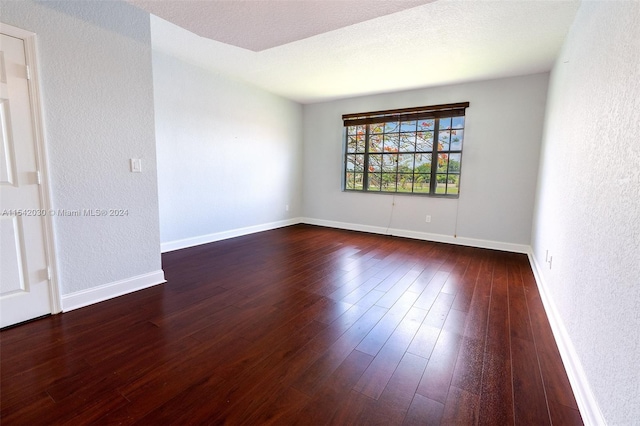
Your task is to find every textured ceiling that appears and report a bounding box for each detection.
[144,0,581,103]
[129,0,435,51]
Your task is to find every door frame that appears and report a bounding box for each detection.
[1,22,61,315]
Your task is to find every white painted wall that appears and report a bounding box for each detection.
[1,1,163,295]
[151,50,303,249]
[531,2,640,424]
[302,74,548,249]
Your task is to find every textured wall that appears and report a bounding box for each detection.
[531,2,640,424]
[152,50,303,244]
[303,73,549,246]
[1,1,162,294]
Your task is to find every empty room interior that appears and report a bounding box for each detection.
[0,0,638,425]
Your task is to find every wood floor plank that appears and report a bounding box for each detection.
[450,335,485,395]
[357,292,420,355]
[303,304,371,354]
[327,390,375,425]
[353,306,427,399]
[422,292,455,329]
[450,250,485,312]
[406,323,440,359]
[416,330,463,403]
[511,336,551,425]
[441,385,480,425]
[442,308,467,336]
[463,255,492,341]
[548,400,584,426]
[340,276,384,305]
[357,352,429,425]
[477,254,514,425]
[0,356,91,411]
[413,271,449,311]
[405,266,438,294]
[537,346,581,410]
[477,347,513,426]
[213,319,326,381]
[0,225,582,425]
[373,259,418,292]
[375,269,423,308]
[403,393,444,425]
[236,386,311,425]
[507,260,535,342]
[285,350,374,425]
[131,374,229,425]
[291,305,388,395]
[103,342,239,423]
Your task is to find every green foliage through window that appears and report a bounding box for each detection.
[343,103,468,196]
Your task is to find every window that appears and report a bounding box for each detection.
[343,102,469,197]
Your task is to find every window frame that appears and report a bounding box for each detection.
[342,102,469,198]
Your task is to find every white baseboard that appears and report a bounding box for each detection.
[301,217,529,254]
[61,270,166,312]
[161,218,303,253]
[527,251,605,426]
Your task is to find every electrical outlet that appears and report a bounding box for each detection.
[285,204,289,212]
[425,215,431,223]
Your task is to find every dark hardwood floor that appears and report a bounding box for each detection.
[0,224,583,425]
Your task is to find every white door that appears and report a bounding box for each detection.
[0,31,52,328]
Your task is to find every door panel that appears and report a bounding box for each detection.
[0,98,17,185]
[0,216,26,294]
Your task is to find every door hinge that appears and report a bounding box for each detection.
[36,170,42,185]
[25,65,31,80]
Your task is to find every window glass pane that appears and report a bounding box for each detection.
[398,174,413,192]
[369,154,382,172]
[346,155,356,171]
[398,154,413,173]
[347,135,356,153]
[356,135,366,153]
[382,154,397,172]
[438,131,450,151]
[384,121,399,133]
[400,120,416,132]
[356,125,367,135]
[414,174,430,193]
[347,126,357,136]
[437,154,449,173]
[450,129,463,151]
[381,173,397,192]
[354,154,365,172]
[418,119,434,131]
[383,134,399,152]
[354,173,364,190]
[369,135,382,152]
[370,123,384,134]
[440,117,452,130]
[448,153,461,173]
[416,131,433,151]
[436,174,448,193]
[446,175,459,195]
[452,117,465,129]
[399,133,415,151]
[345,172,355,189]
[414,154,431,174]
[368,173,381,191]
